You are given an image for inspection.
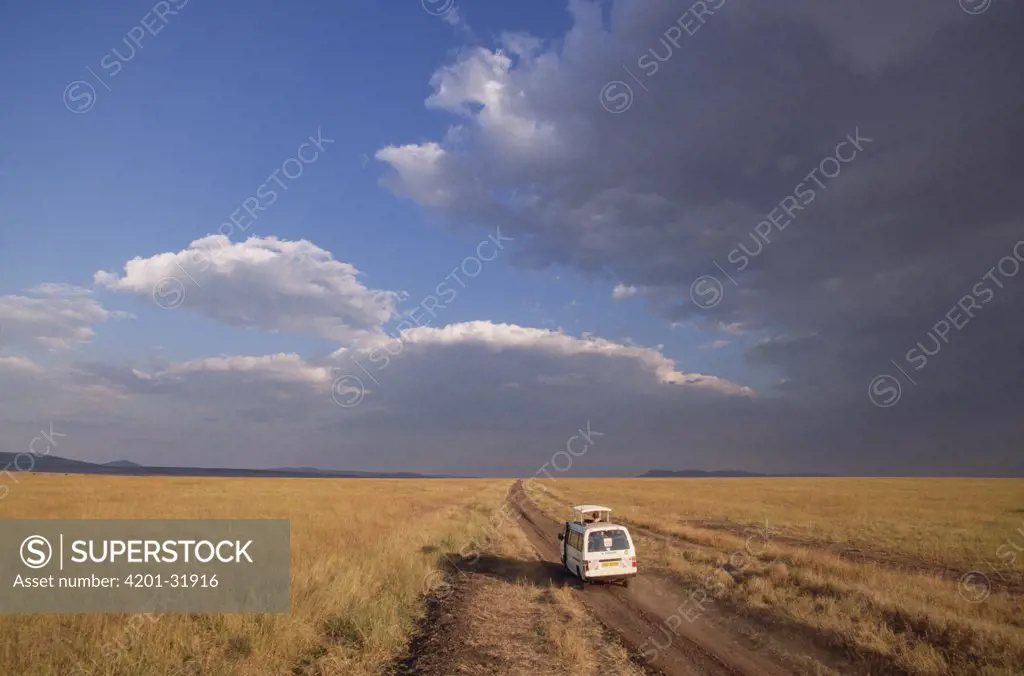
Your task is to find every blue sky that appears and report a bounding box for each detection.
[2,1,1019,476]
[0,0,753,382]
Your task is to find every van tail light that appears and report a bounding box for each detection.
[631,556,637,568]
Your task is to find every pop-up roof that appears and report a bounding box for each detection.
[572,505,612,523]
[573,505,612,514]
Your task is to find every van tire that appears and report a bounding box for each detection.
[622,578,631,589]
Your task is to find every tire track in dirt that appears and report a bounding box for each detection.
[391,521,647,675]
[508,481,792,676]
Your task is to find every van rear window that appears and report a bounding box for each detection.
[587,529,629,552]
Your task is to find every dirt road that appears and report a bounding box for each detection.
[506,481,794,676]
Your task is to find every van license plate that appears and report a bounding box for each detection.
[601,561,618,568]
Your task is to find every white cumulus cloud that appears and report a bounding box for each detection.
[94,235,400,344]
[340,320,753,396]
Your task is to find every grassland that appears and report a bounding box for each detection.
[4,474,1022,675]
[527,478,1024,676]
[0,474,510,675]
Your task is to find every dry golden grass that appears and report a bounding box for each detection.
[532,478,1024,568]
[0,474,510,675]
[540,585,644,676]
[527,478,1024,676]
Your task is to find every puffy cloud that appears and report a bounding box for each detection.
[375,143,451,207]
[94,235,399,344]
[155,353,333,387]
[611,283,637,300]
[375,320,754,395]
[0,285,129,351]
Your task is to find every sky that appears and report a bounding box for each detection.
[1,0,1021,477]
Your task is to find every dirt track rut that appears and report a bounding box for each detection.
[507,481,792,676]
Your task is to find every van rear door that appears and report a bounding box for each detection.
[584,528,634,577]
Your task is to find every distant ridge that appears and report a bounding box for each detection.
[639,469,831,478]
[103,460,143,468]
[0,452,456,479]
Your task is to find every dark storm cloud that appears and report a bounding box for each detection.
[377,0,1024,474]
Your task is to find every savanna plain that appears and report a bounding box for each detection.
[0,474,1020,675]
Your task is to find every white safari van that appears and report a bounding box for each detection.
[558,505,637,587]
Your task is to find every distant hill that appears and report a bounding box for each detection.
[0,453,453,479]
[640,469,830,478]
[103,460,143,468]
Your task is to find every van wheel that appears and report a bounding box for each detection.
[621,578,631,589]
